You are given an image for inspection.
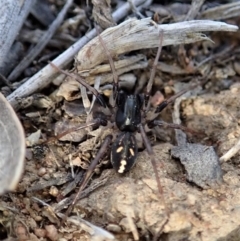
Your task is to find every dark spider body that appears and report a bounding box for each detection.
[111,90,143,173]
[52,30,202,221]
[115,90,142,132]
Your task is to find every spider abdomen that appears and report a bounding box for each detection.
[111,132,138,173]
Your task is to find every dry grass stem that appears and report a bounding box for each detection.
[7,0,74,82]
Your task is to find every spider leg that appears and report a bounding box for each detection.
[62,134,113,224]
[57,117,107,140]
[45,115,108,143]
[50,62,106,107]
[138,124,169,216]
[148,120,202,136]
[155,82,203,113]
[145,29,164,110]
[98,33,119,106]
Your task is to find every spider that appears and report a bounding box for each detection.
[50,28,201,221]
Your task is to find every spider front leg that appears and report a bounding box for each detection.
[50,62,106,108]
[62,134,113,223]
[49,62,113,223]
[54,116,108,141]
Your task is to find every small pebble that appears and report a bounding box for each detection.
[119,218,131,233]
[233,61,240,75]
[49,186,59,197]
[45,225,58,241]
[38,167,46,176]
[35,216,43,222]
[187,194,197,206]
[34,228,46,238]
[106,224,122,233]
[15,224,28,241]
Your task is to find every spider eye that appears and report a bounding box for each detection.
[111,132,138,173]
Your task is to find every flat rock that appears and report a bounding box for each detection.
[171,143,223,188]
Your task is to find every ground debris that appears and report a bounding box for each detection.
[171,143,223,188]
[1,0,240,240]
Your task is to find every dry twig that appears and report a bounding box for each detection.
[8,0,74,82]
[220,138,240,163]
